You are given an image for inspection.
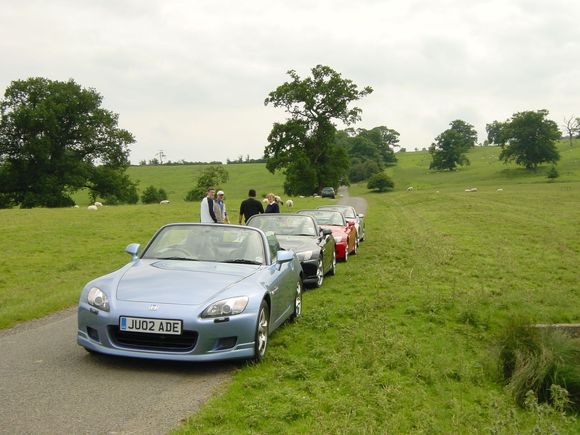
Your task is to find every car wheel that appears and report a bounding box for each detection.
[315,257,324,288]
[328,250,336,275]
[253,300,269,362]
[290,280,303,321]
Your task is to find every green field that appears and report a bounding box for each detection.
[1,142,579,432]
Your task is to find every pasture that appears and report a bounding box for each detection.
[1,142,579,432]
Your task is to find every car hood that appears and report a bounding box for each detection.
[115,260,261,305]
[275,235,318,254]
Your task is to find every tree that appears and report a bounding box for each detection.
[264,65,372,195]
[563,115,580,147]
[496,110,560,169]
[0,77,135,208]
[429,120,478,170]
[367,172,394,192]
[185,165,229,201]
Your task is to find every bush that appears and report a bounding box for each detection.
[367,172,394,192]
[497,322,580,410]
[141,185,168,204]
[547,165,559,180]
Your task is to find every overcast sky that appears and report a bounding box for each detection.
[2,0,579,164]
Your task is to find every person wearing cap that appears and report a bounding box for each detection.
[214,190,229,223]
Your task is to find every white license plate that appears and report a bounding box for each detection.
[120,317,182,335]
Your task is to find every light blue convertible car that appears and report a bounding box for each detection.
[77,223,303,362]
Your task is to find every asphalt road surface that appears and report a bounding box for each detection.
[0,189,367,435]
[0,308,234,435]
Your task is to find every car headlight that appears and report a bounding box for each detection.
[333,236,344,243]
[201,296,249,318]
[87,287,110,312]
[296,250,313,261]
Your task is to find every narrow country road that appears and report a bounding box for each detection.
[0,308,234,435]
[0,188,367,435]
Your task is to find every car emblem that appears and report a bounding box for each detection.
[148,304,159,311]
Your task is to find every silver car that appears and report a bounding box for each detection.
[77,223,303,362]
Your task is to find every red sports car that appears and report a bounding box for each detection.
[297,209,357,261]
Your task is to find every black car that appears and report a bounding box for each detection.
[246,214,336,288]
[320,187,336,198]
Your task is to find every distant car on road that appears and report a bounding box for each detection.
[297,209,357,261]
[320,187,336,198]
[246,213,336,288]
[77,223,303,362]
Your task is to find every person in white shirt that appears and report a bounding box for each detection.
[200,187,218,223]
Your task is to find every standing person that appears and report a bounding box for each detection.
[215,190,229,223]
[239,189,264,224]
[265,193,280,214]
[200,187,218,223]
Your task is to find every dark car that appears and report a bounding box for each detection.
[246,213,336,288]
[320,187,336,198]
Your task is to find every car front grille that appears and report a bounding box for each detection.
[109,326,198,352]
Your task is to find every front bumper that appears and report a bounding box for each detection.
[77,301,258,362]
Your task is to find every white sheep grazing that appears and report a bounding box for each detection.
[94,201,103,207]
[407,186,414,191]
[73,205,79,208]
[160,200,170,205]
[87,205,98,211]
[274,195,282,203]
[465,187,478,192]
[262,198,269,204]
[286,199,294,208]
[497,188,503,192]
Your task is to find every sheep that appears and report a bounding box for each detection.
[87,205,98,211]
[496,188,503,192]
[407,186,414,191]
[286,199,294,208]
[262,198,269,204]
[160,200,170,205]
[465,187,478,192]
[73,205,79,208]
[94,201,103,207]
[274,195,282,203]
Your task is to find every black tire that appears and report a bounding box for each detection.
[252,300,270,362]
[289,280,303,321]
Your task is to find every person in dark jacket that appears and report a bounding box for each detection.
[239,189,264,224]
[265,193,280,213]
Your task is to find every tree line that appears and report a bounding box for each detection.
[0,71,573,208]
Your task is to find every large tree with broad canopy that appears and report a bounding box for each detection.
[0,77,136,208]
[264,65,372,195]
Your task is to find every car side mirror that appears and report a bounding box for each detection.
[125,243,140,261]
[276,250,294,264]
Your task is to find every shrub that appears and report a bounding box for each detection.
[547,165,559,180]
[367,172,394,192]
[141,185,168,204]
[497,322,580,410]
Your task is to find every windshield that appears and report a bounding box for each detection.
[248,215,318,237]
[298,210,345,226]
[319,206,356,219]
[142,225,266,264]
